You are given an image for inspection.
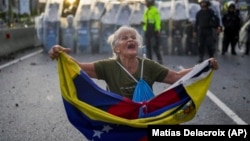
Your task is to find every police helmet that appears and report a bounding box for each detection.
[145,0,155,5]
[227,1,236,9]
[198,0,210,6]
[227,1,235,7]
[146,0,154,2]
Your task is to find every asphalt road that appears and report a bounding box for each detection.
[0,46,249,141]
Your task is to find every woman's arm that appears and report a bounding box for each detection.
[162,68,193,84]
[162,58,219,84]
[48,45,97,78]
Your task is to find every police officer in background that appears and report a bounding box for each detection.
[142,0,163,64]
[193,0,220,63]
[221,2,241,55]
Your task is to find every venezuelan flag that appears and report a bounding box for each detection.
[57,52,214,141]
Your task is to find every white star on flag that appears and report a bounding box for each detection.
[93,130,103,138]
[102,125,113,133]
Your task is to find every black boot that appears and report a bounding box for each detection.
[231,50,237,55]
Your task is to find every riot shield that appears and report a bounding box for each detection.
[75,1,92,54]
[169,0,189,55]
[90,0,107,54]
[100,1,121,54]
[43,0,63,52]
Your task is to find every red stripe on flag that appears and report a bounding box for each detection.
[107,97,142,119]
[139,135,148,141]
[147,88,181,112]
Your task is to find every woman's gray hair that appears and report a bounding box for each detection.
[107,25,143,58]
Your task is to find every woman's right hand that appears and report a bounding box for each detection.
[48,45,71,60]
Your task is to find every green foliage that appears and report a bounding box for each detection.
[0,12,6,20]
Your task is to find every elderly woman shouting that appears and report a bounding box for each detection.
[48,25,219,100]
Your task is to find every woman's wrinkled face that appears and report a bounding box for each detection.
[116,30,139,57]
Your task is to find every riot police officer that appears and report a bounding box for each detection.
[221,2,241,55]
[142,0,162,64]
[194,0,220,63]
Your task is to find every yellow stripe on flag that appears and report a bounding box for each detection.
[184,70,214,109]
[57,52,214,128]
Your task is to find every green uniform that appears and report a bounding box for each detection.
[142,5,162,63]
[94,57,168,99]
[143,5,161,32]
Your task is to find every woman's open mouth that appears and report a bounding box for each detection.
[127,44,136,49]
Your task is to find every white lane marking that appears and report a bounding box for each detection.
[206,91,247,125]
[0,49,43,70]
[179,66,247,125]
